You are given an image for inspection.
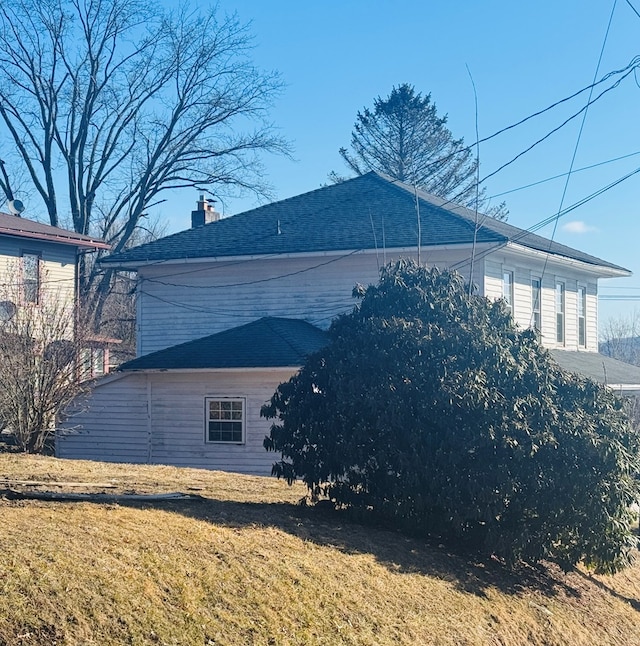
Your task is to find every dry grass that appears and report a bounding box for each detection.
[1,454,639,646]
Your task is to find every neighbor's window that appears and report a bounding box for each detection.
[22,252,40,304]
[531,277,541,331]
[578,285,587,347]
[79,347,108,380]
[502,270,514,315]
[555,281,565,344]
[205,398,245,443]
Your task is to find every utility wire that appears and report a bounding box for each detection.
[538,0,618,293]
[488,150,640,199]
[625,0,640,19]
[450,164,640,273]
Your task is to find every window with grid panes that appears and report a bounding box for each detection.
[205,398,245,443]
[22,252,40,304]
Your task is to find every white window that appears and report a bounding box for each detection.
[555,282,565,344]
[21,252,40,304]
[502,270,514,315]
[577,285,587,347]
[205,398,245,443]
[531,277,541,331]
[79,347,108,380]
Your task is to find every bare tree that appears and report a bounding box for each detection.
[600,312,640,367]
[0,0,287,327]
[0,276,89,453]
[334,84,507,220]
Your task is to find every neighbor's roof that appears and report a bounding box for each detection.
[101,171,628,274]
[119,317,328,371]
[550,350,640,390]
[0,212,110,250]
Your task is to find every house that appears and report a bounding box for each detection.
[57,171,636,473]
[0,211,112,372]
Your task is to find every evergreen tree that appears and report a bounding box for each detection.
[336,84,507,220]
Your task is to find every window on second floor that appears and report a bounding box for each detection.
[21,252,40,304]
[555,281,565,344]
[577,285,587,347]
[531,277,541,331]
[502,270,514,315]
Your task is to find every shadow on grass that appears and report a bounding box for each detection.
[93,493,590,601]
[572,567,640,611]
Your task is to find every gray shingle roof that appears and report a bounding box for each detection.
[550,350,640,389]
[118,317,328,371]
[0,212,109,249]
[101,172,628,273]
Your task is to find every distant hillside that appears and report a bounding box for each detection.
[1,455,639,646]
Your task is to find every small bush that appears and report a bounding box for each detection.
[263,260,640,573]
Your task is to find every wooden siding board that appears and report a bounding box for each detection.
[58,369,293,475]
[137,249,479,356]
[57,374,150,463]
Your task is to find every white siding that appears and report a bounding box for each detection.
[482,251,606,351]
[513,266,530,329]
[136,247,609,356]
[0,238,76,314]
[483,260,503,302]
[586,282,598,351]
[137,247,481,356]
[57,374,150,463]
[57,369,296,476]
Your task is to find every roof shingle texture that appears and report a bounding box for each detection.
[102,171,626,272]
[550,350,640,387]
[119,317,328,371]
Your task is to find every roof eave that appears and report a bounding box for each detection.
[100,241,501,271]
[0,227,110,250]
[119,366,301,373]
[503,242,631,277]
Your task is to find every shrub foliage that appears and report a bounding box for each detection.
[263,260,640,572]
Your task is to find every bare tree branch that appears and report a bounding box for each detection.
[0,0,288,328]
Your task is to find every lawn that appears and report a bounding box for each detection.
[0,454,639,645]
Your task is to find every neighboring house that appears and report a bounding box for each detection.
[0,211,111,375]
[57,171,636,472]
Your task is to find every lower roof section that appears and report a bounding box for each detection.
[550,350,640,393]
[119,317,328,371]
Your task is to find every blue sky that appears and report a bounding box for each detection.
[156,0,640,323]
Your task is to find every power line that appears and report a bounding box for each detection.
[625,0,640,19]
[538,0,618,294]
[450,164,640,273]
[488,150,640,199]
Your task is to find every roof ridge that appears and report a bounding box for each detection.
[262,317,319,360]
[367,171,504,239]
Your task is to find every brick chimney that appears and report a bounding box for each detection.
[191,194,220,228]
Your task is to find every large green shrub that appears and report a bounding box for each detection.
[263,260,640,573]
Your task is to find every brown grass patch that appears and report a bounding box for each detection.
[1,454,639,645]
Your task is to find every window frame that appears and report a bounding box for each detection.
[204,397,246,445]
[21,250,41,305]
[555,281,565,345]
[502,269,514,315]
[531,276,542,331]
[577,284,587,348]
